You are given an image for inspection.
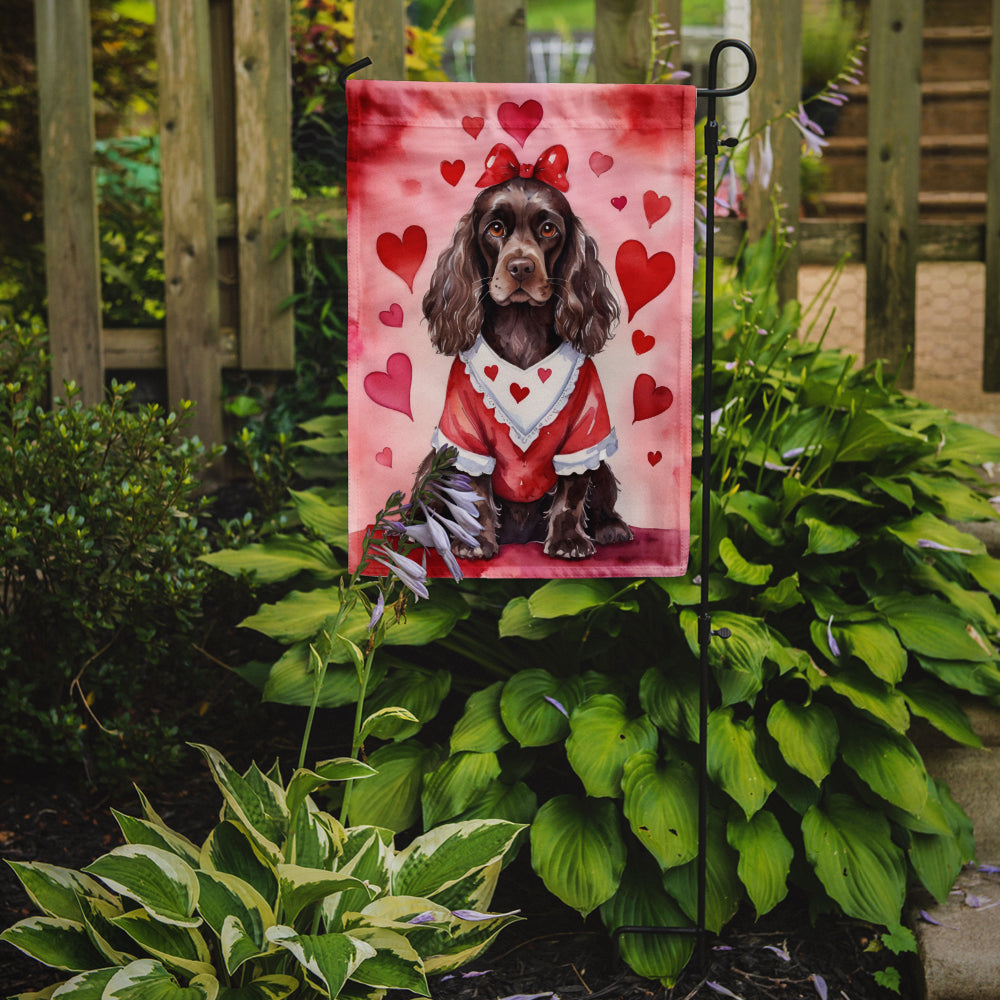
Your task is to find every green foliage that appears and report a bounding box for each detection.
[0,317,220,783]
[1,744,524,998]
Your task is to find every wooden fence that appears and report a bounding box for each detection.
[33,0,1000,444]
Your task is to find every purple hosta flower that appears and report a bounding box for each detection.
[917,538,973,555]
[979,864,1000,874]
[407,911,438,925]
[791,104,829,157]
[827,616,842,658]
[812,974,828,1000]
[441,970,494,982]
[367,590,385,631]
[370,544,429,600]
[405,505,464,582]
[763,944,791,962]
[544,695,569,718]
[451,908,521,921]
[746,124,774,191]
[715,158,741,215]
[497,994,558,1000]
[707,982,742,999]
[919,909,958,929]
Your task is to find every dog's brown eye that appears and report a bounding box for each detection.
[486,221,505,237]
[539,221,558,238]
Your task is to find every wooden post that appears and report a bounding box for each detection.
[474,0,527,83]
[983,0,1000,390]
[864,0,923,390]
[233,0,294,369]
[355,0,407,80]
[746,0,801,305]
[34,0,104,405]
[157,0,223,444]
[594,0,653,84]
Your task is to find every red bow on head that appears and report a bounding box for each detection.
[476,143,570,192]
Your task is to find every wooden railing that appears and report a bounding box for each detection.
[32,0,1000,444]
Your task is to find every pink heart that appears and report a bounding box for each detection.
[441,160,465,186]
[376,447,392,468]
[537,367,551,383]
[484,364,498,381]
[615,240,676,322]
[589,151,613,176]
[376,226,427,292]
[611,196,627,211]
[648,451,663,466]
[498,100,542,147]
[632,329,655,355]
[463,115,484,139]
[643,190,671,228]
[510,383,530,404]
[379,303,403,327]
[633,374,673,423]
[364,353,413,420]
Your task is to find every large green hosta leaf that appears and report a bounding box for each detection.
[346,740,442,832]
[885,511,985,556]
[707,708,776,818]
[621,751,699,871]
[900,680,982,748]
[530,795,627,917]
[718,536,773,585]
[727,810,793,917]
[499,670,585,747]
[802,793,906,926]
[362,667,451,741]
[680,610,771,706]
[874,594,996,663]
[450,681,511,754]
[199,535,342,584]
[831,621,907,684]
[421,751,502,828]
[639,664,699,742]
[566,695,658,798]
[838,718,929,817]
[765,700,838,786]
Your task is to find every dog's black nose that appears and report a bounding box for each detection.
[506,257,535,280]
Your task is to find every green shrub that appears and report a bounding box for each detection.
[0,317,220,783]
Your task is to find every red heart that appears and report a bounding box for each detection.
[364,353,413,420]
[379,303,403,327]
[537,367,551,383]
[441,160,465,186]
[498,100,542,147]
[589,151,614,176]
[633,374,673,423]
[484,364,498,381]
[616,240,676,322]
[611,196,627,211]
[632,329,655,355]
[510,383,530,404]
[648,451,663,466]
[643,190,671,228]
[463,116,484,139]
[376,447,393,468]
[376,226,427,293]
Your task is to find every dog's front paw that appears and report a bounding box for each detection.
[452,536,499,561]
[544,532,596,560]
[595,517,634,546]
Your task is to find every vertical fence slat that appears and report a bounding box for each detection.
[233,0,294,369]
[355,0,407,80]
[157,0,223,445]
[864,0,923,389]
[474,0,527,82]
[983,0,1000,389]
[34,0,103,405]
[746,0,801,304]
[594,0,653,84]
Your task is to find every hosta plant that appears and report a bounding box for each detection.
[1,744,523,999]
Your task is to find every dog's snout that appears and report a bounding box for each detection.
[506,257,535,281]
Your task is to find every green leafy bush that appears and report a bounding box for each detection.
[0,317,220,782]
[1,743,524,998]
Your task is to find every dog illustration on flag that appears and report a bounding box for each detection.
[420,141,634,560]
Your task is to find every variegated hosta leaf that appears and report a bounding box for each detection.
[621,751,699,871]
[450,682,511,754]
[347,740,442,832]
[265,926,375,998]
[4,862,118,922]
[421,752,502,829]
[288,802,343,870]
[110,908,214,978]
[322,829,393,931]
[802,793,906,926]
[83,846,200,928]
[77,894,136,966]
[421,906,522,975]
[566,695,658,799]
[423,859,501,916]
[200,822,278,910]
[727,810,793,918]
[765,700,838,786]
[0,916,107,971]
[214,975,299,1000]
[46,966,118,997]
[838,718,929,817]
[112,810,201,868]
[276,864,376,925]
[344,926,429,995]
[529,795,626,917]
[707,707,776,819]
[599,853,694,987]
[499,669,585,747]
[285,760,375,824]
[391,820,524,901]
[102,958,218,999]
[195,871,274,974]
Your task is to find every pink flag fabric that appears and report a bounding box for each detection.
[347,81,696,578]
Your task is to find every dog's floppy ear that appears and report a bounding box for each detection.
[553,220,620,355]
[422,209,485,355]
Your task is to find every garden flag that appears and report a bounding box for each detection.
[347,80,696,578]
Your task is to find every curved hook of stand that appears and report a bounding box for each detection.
[697,38,757,99]
[338,57,373,90]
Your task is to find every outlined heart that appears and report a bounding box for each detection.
[611,196,627,211]
[615,240,676,322]
[441,160,465,186]
[632,329,655,355]
[633,374,673,423]
[538,367,552,383]
[648,450,663,466]
[376,226,427,292]
[484,364,498,381]
[643,190,671,227]
[379,303,403,327]
[498,100,542,147]
[462,115,484,139]
[510,383,530,403]
[364,353,413,420]
[589,151,613,176]
[376,447,393,468]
